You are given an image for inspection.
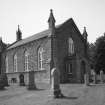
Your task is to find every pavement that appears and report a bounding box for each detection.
[0,83,105,105]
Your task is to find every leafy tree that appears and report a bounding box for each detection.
[88,43,96,69]
[94,35,105,74]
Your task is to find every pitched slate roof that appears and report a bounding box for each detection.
[7,29,51,50]
[7,18,83,50]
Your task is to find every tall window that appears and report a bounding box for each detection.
[68,37,74,55]
[38,47,45,70]
[25,51,29,71]
[14,54,17,72]
[6,56,8,73]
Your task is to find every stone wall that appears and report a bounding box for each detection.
[6,37,51,85]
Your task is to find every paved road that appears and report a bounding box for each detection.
[0,84,105,105]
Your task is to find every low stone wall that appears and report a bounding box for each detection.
[6,70,50,88]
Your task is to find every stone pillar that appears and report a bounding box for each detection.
[51,68,64,98]
[100,70,104,83]
[27,71,37,90]
[84,73,89,86]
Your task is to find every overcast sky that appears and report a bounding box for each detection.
[0,0,105,43]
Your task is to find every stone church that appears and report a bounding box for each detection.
[0,10,90,85]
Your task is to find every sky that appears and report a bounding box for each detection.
[0,0,105,44]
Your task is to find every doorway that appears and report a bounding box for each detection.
[19,74,25,86]
[65,60,73,82]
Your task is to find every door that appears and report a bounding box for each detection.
[66,62,73,82]
[19,74,25,86]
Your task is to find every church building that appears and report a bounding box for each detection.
[0,10,90,85]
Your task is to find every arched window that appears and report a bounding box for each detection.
[24,51,29,71]
[68,37,74,55]
[6,56,8,73]
[14,54,17,72]
[38,47,45,70]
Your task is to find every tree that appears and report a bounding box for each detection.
[88,43,96,69]
[94,35,105,74]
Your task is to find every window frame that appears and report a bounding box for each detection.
[68,37,74,55]
[13,54,17,72]
[24,51,29,72]
[6,56,9,73]
[38,47,45,70]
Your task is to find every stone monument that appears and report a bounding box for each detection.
[100,70,104,83]
[51,67,64,98]
[27,70,37,90]
[84,73,89,86]
[93,71,97,84]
